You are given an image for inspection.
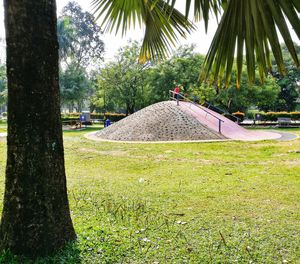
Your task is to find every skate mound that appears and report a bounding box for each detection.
[96,101,225,141]
[178,101,282,141]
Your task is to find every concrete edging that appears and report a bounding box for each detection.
[84,130,298,144]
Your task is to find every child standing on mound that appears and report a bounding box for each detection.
[173,85,180,105]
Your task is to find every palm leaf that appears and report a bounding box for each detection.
[202,0,300,86]
[92,0,195,62]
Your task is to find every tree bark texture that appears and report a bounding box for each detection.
[0,0,76,257]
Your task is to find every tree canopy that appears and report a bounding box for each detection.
[92,41,148,114]
[58,1,104,112]
[58,1,105,69]
[92,43,295,114]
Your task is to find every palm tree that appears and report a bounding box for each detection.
[0,0,76,257]
[92,0,300,87]
[57,17,75,62]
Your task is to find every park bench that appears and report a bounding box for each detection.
[277,117,291,127]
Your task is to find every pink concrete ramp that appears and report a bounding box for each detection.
[178,101,281,141]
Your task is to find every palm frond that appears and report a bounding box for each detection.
[192,0,226,31]
[92,0,195,62]
[140,1,196,62]
[201,0,300,87]
[167,0,226,31]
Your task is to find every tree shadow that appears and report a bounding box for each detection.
[0,241,82,264]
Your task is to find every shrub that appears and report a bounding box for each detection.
[254,111,300,121]
[61,112,127,123]
[104,112,126,122]
[90,113,104,120]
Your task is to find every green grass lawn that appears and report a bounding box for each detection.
[0,127,299,263]
[0,123,7,133]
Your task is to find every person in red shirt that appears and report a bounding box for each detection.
[173,86,180,105]
[173,86,180,98]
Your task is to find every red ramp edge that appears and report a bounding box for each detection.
[178,101,281,141]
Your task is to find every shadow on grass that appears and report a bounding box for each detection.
[63,126,103,134]
[0,241,82,264]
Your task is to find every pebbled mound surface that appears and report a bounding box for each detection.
[96,101,225,141]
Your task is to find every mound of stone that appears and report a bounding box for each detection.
[96,101,225,142]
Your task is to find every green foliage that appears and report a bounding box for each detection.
[91,44,208,113]
[251,77,281,112]
[57,17,75,62]
[272,44,300,112]
[254,111,300,121]
[57,1,105,113]
[61,113,126,123]
[189,83,217,105]
[91,42,294,115]
[60,63,92,112]
[191,70,281,113]
[90,41,298,116]
[146,45,205,104]
[206,45,300,112]
[58,1,104,68]
[92,41,149,114]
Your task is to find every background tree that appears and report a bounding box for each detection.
[58,1,104,69]
[92,42,284,114]
[91,65,121,113]
[58,1,105,112]
[272,43,300,111]
[57,17,75,62]
[215,78,280,113]
[60,63,92,112]
[145,45,205,104]
[252,79,281,112]
[92,41,148,114]
[189,84,217,105]
[191,70,281,113]
[0,0,75,257]
[275,68,300,111]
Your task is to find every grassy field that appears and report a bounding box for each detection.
[0,126,299,263]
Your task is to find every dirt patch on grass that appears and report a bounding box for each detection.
[79,148,129,157]
[284,159,300,166]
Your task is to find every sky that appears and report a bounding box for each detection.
[0,1,299,62]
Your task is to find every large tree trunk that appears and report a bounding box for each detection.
[0,0,76,257]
